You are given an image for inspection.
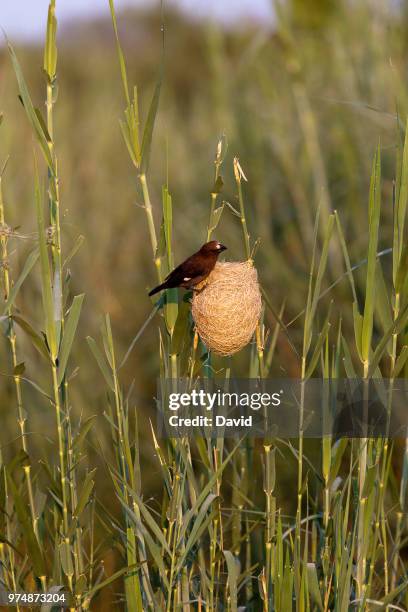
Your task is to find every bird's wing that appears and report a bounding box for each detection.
[180,255,207,277]
[166,254,206,284]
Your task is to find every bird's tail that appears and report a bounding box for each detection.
[148,282,167,297]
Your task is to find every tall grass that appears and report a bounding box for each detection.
[1,0,408,610]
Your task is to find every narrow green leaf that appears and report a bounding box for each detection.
[140,71,162,173]
[84,563,140,604]
[127,87,141,164]
[75,576,87,597]
[119,303,161,369]
[59,539,74,579]
[208,204,225,234]
[101,314,115,368]
[57,293,85,385]
[379,580,408,606]
[155,217,166,260]
[8,43,54,172]
[401,449,408,510]
[86,336,114,391]
[281,549,293,610]
[375,259,392,337]
[362,144,381,363]
[170,297,190,355]
[341,335,357,377]
[322,436,331,483]
[124,527,144,612]
[119,119,138,167]
[368,302,408,376]
[395,243,408,294]
[72,416,95,452]
[310,214,335,317]
[12,314,50,361]
[44,0,57,80]
[177,440,241,544]
[123,487,170,555]
[175,494,218,576]
[161,186,178,333]
[224,551,238,610]
[362,463,377,499]
[34,108,52,142]
[393,345,408,378]
[74,470,95,517]
[0,534,22,557]
[305,313,331,379]
[165,290,178,338]
[2,248,39,315]
[118,499,169,589]
[329,438,348,486]
[304,213,334,356]
[35,175,57,360]
[352,301,363,362]
[335,210,357,303]
[7,470,46,577]
[394,117,408,285]
[63,234,85,269]
[162,186,172,268]
[108,0,130,105]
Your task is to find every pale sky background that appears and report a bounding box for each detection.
[0,0,274,42]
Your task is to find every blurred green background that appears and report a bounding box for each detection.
[1,0,405,375]
[1,0,408,605]
[1,0,407,475]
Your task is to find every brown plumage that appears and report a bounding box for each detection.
[148,240,227,296]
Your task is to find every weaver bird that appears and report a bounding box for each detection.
[148,240,227,296]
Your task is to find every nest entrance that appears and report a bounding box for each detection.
[191,261,262,356]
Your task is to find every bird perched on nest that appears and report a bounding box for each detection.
[148,240,227,296]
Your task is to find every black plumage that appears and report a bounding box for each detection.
[148,240,227,297]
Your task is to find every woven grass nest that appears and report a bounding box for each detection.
[192,261,262,356]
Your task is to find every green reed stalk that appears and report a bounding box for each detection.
[393,120,408,593]
[0,169,38,541]
[189,136,227,380]
[2,464,20,612]
[103,316,149,609]
[207,137,225,242]
[44,1,63,329]
[109,0,163,284]
[356,369,369,602]
[356,144,381,602]
[233,156,265,379]
[232,157,265,609]
[391,512,403,592]
[35,150,74,600]
[234,155,279,608]
[296,355,306,598]
[139,173,162,282]
[263,443,276,611]
[67,418,84,586]
[297,209,333,601]
[322,331,332,536]
[44,4,81,599]
[375,278,400,601]
[51,365,69,532]
[233,157,251,261]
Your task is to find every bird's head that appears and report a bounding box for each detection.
[200,240,227,256]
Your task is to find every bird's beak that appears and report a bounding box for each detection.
[219,244,227,252]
